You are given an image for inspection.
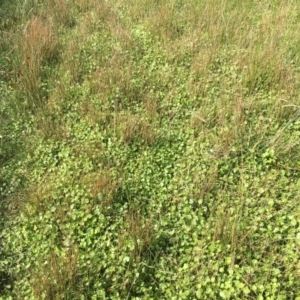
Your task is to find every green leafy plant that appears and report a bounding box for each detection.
[1,0,300,299]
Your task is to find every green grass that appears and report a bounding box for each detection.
[1,0,300,299]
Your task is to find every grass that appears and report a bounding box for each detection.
[1,0,300,299]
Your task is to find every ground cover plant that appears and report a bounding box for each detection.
[1,0,300,299]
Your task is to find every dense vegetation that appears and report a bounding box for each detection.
[1,0,300,299]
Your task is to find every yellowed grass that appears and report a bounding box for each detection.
[20,15,58,100]
[30,247,79,299]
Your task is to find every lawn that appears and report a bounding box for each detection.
[1,0,300,299]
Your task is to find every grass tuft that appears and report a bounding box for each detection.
[1,0,300,298]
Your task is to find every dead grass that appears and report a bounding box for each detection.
[19,15,58,101]
[46,0,75,28]
[117,113,156,146]
[119,209,154,263]
[30,247,79,300]
[81,171,119,207]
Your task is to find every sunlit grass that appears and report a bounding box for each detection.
[1,0,300,298]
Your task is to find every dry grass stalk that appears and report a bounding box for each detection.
[20,15,58,98]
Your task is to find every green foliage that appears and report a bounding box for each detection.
[1,0,300,299]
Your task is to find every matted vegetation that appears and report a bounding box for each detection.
[1,0,300,299]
